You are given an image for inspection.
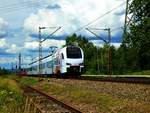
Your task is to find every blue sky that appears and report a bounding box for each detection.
[0,0,126,69]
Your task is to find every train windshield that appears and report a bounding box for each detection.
[66,46,82,58]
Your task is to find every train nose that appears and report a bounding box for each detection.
[66,63,80,66]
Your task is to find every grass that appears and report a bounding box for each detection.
[128,70,150,75]
[37,79,150,113]
[0,76,25,113]
[0,75,41,113]
[19,77,38,86]
[3,74,38,85]
[40,82,124,112]
[3,74,149,113]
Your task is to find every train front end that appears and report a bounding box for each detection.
[64,45,84,75]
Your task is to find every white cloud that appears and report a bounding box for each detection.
[6,44,22,53]
[0,18,7,29]
[111,43,121,48]
[24,41,39,50]
[0,57,18,64]
[90,40,103,47]
[23,0,126,37]
[0,38,22,54]
[0,18,7,36]
[43,39,65,48]
[90,40,121,48]
[24,39,65,50]
[0,38,7,48]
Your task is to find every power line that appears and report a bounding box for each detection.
[111,26,124,31]
[41,27,61,43]
[0,0,42,9]
[73,1,126,34]
[0,0,43,14]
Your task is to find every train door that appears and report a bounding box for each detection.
[60,53,66,73]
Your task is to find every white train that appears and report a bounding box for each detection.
[26,45,84,76]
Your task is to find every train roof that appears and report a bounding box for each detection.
[29,53,53,65]
[28,45,82,65]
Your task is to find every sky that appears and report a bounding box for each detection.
[0,0,126,69]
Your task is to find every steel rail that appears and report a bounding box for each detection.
[24,85,83,113]
[47,76,150,84]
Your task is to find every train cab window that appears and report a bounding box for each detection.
[67,46,82,58]
[61,53,64,59]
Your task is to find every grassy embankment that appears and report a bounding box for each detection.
[0,75,38,113]
[34,79,150,113]
[0,75,24,113]
[2,74,149,113]
[127,70,150,75]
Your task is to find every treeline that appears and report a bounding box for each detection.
[66,33,149,75]
[65,0,150,75]
[66,34,123,74]
[0,67,9,75]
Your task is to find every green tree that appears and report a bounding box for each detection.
[66,34,99,74]
[123,0,150,70]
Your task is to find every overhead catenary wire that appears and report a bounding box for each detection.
[0,0,42,9]
[0,2,30,9]
[87,26,124,32]
[41,27,61,43]
[72,1,126,34]
[111,26,124,31]
[0,0,44,14]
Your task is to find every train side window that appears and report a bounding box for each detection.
[42,63,45,69]
[35,66,37,70]
[47,61,51,68]
[61,53,64,59]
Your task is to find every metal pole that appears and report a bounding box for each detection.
[85,28,111,75]
[11,62,14,71]
[39,27,42,77]
[107,28,112,77]
[123,0,129,73]
[38,27,60,79]
[97,47,100,74]
[101,52,103,73]
[123,0,129,40]
[19,53,21,71]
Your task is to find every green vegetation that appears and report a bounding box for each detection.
[19,77,38,86]
[127,70,150,75]
[0,67,9,75]
[39,80,150,113]
[65,34,150,75]
[0,75,40,113]
[41,83,120,112]
[65,0,150,75]
[0,77,24,113]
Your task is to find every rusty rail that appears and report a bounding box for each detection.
[23,85,83,113]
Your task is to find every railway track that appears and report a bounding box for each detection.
[20,74,150,84]
[79,76,150,84]
[15,80,83,113]
[49,75,150,84]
